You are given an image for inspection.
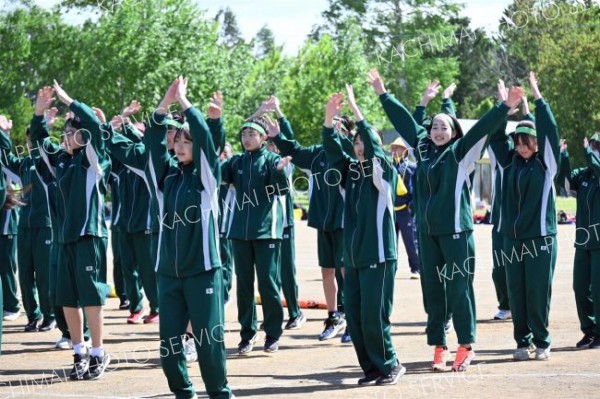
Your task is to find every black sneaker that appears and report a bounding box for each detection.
[39,319,57,332]
[84,353,111,380]
[118,299,130,310]
[357,370,383,385]
[237,334,257,355]
[318,315,346,341]
[576,333,596,349]
[69,352,90,380]
[285,312,306,330]
[590,336,600,349]
[375,362,406,385]
[24,319,41,332]
[264,336,279,353]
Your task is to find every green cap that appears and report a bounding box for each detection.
[590,133,600,142]
[514,126,537,137]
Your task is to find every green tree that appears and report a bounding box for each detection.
[498,0,600,166]
[281,23,383,146]
[312,0,462,112]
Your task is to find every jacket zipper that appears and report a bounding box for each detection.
[127,174,137,232]
[350,166,365,268]
[173,172,184,278]
[245,152,252,240]
[513,162,526,238]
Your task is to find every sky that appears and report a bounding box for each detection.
[27,0,513,55]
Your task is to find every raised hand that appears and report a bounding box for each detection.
[122,100,142,118]
[207,91,223,119]
[505,86,525,109]
[497,80,508,102]
[420,80,441,106]
[45,107,59,127]
[442,83,457,99]
[271,96,283,118]
[584,137,589,149]
[264,115,280,139]
[560,139,568,153]
[174,75,188,101]
[325,92,344,127]
[158,77,180,114]
[367,68,387,95]
[110,115,130,130]
[252,96,277,119]
[92,107,107,123]
[345,84,357,111]
[53,80,73,106]
[521,96,530,115]
[35,86,55,116]
[529,72,541,100]
[276,155,292,171]
[0,115,12,132]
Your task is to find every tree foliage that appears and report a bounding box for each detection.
[0,0,598,168]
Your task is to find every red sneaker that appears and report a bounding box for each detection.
[452,346,475,372]
[127,309,146,324]
[144,313,159,324]
[432,346,449,372]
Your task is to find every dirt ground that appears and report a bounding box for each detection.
[1,223,599,399]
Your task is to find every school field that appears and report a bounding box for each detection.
[1,223,599,399]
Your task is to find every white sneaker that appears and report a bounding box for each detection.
[513,345,535,361]
[493,309,512,320]
[184,337,198,363]
[410,271,420,280]
[445,319,453,333]
[535,347,551,361]
[3,310,21,321]
[55,336,73,349]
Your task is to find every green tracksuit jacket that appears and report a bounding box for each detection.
[489,99,560,239]
[222,147,288,240]
[0,131,51,229]
[30,101,110,243]
[322,119,398,269]
[380,92,510,236]
[557,148,600,250]
[272,118,355,232]
[146,108,222,277]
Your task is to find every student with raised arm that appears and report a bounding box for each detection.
[555,135,600,350]
[408,80,457,332]
[413,81,458,126]
[0,116,55,333]
[222,107,291,356]
[31,83,111,380]
[145,77,233,399]
[489,72,560,361]
[369,68,523,372]
[322,87,405,385]
[267,101,355,343]
[108,101,160,325]
[489,89,536,322]
[487,83,520,323]
[255,96,306,332]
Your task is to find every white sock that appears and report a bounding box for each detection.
[91,346,105,357]
[73,343,87,355]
